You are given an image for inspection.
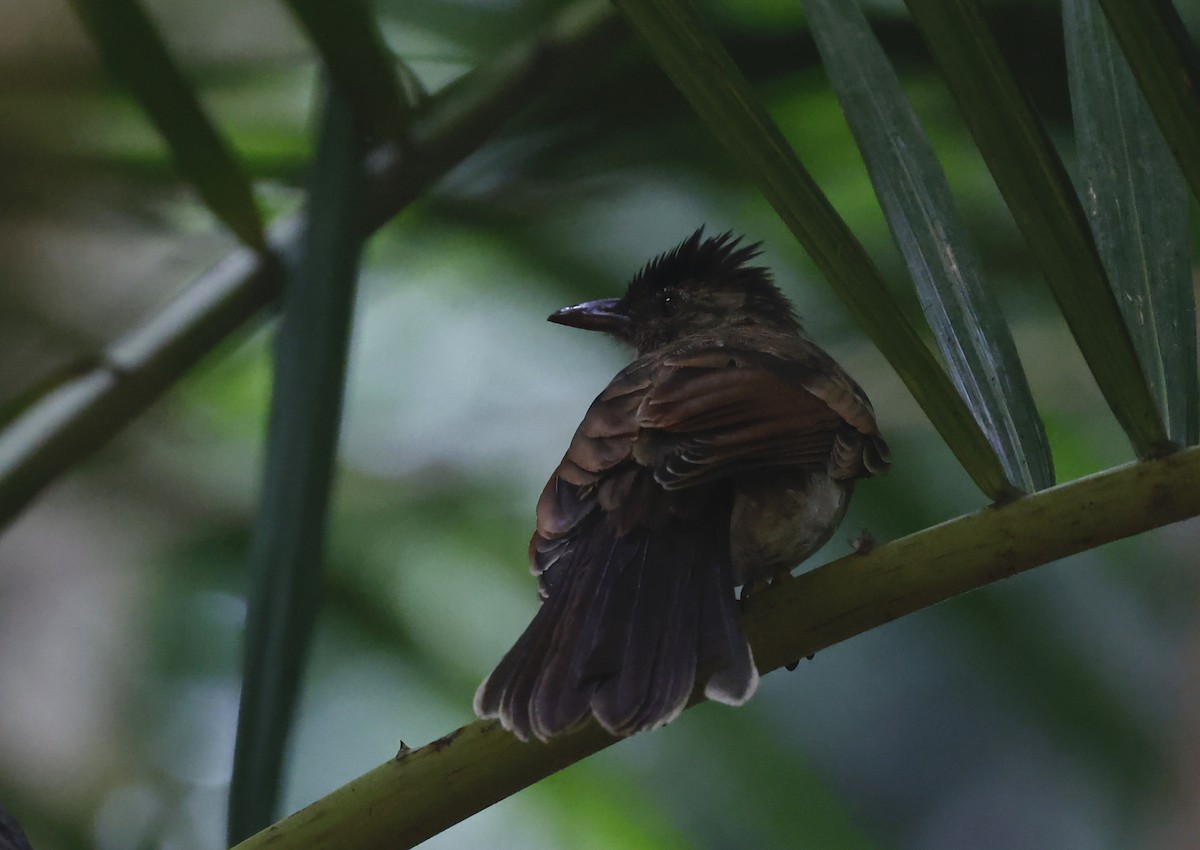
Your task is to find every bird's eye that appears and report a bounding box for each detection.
[657,289,677,316]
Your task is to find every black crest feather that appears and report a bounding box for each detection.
[626,228,771,299]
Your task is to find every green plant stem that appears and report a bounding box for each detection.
[230,445,1200,850]
[0,0,624,533]
[227,82,367,841]
[282,0,413,142]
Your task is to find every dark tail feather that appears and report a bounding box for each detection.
[473,528,614,741]
[590,527,698,734]
[475,505,758,741]
[528,536,624,739]
[473,586,562,739]
[697,546,758,705]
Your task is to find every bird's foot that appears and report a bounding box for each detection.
[784,652,816,672]
[849,528,877,555]
[739,577,770,602]
[739,569,793,603]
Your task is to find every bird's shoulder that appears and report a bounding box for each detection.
[599,329,884,441]
[532,330,889,565]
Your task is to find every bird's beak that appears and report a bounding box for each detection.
[547,298,631,334]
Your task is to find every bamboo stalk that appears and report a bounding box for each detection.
[0,0,624,531]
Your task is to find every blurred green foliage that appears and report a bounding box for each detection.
[0,1,1198,849]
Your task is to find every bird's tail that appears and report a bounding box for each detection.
[473,504,758,742]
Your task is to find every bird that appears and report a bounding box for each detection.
[474,228,889,742]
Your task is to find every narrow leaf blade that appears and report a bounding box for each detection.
[68,0,265,249]
[1095,0,1200,203]
[227,83,367,842]
[807,0,1054,491]
[612,0,1011,497]
[1065,0,1198,446]
[903,0,1171,458]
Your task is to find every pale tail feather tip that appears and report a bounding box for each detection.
[472,677,493,720]
[703,663,759,706]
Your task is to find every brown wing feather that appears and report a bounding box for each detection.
[533,343,888,553]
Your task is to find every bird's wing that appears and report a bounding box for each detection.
[634,347,888,489]
[534,344,888,555]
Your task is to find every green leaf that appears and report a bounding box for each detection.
[903,0,1171,458]
[1094,0,1200,204]
[1065,0,1198,447]
[68,0,265,249]
[806,0,1054,491]
[227,82,367,842]
[0,0,625,534]
[283,0,413,142]
[611,0,1011,498]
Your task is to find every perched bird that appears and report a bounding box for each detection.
[475,229,889,742]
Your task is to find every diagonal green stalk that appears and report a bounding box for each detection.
[902,0,1171,458]
[0,0,625,533]
[68,0,265,249]
[283,0,413,141]
[806,0,1053,492]
[611,0,1011,498]
[227,83,367,841]
[229,445,1200,850]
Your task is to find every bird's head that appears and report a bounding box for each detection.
[548,229,801,354]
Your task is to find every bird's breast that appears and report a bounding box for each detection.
[729,471,852,587]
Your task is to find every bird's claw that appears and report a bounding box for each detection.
[849,528,877,554]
